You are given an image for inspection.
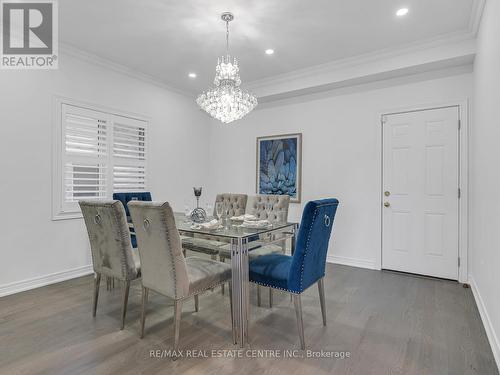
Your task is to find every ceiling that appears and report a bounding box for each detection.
[60,0,478,95]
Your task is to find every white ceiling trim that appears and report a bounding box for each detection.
[246,30,476,94]
[257,63,473,109]
[257,57,474,106]
[60,43,192,98]
[247,34,476,100]
[468,0,486,36]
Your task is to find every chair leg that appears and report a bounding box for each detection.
[257,285,261,307]
[92,273,101,317]
[120,280,130,330]
[173,300,183,354]
[229,282,236,345]
[269,288,273,308]
[292,294,305,350]
[318,278,327,326]
[140,286,148,338]
[220,257,226,295]
[194,294,199,312]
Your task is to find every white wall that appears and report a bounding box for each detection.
[470,0,500,366]
[207,73,473,269]
[0,53,210,294]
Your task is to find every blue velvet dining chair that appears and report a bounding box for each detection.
[113,192,152,248]
[249,198,339,349]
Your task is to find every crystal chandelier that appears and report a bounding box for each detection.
[196,12,257,124]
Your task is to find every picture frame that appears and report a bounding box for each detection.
[256,133,302,203]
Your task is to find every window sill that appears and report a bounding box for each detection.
[52,211,83,221]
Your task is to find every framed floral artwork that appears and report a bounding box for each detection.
[256,133,302,203]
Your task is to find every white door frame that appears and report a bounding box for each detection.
[378,99,469,283]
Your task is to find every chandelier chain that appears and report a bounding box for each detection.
[226,20,229,55]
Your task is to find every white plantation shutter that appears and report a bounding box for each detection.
[64,163,107,201]
[61,105,108,212]
[113,165,146,191]
[55,103,148,218]
[113,119,146,160]
[112,116,147,192]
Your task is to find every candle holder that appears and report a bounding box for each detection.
[190,187,207,223]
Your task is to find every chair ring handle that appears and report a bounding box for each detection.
[94,214,102,225]
[143,218,150,230]
[324,214,331,227]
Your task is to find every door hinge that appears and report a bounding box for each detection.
[458,257,461,267]
[458,119,461,130]
[458,188,461,199]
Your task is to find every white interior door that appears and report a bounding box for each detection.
[382,107,459,280]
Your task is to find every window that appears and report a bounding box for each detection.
[53,101,148,219]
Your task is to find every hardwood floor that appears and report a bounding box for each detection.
[0,264,498,375]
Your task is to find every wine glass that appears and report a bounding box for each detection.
[258,202,265,219]
[224,202,232,228]
[184,203,192,222]
[206,203,213,219]
[224,201,231,217]
[265,202,273,222]
[215,201,223,224]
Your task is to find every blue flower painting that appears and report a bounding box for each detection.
[257,134,301,202]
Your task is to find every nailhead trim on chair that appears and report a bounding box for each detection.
[110,204,137,281]
[150,277,231,301]
[250,280,301,294]
[298,207,319,292]
[160,208,180,300]
[250,276,326,295]
[185,278,231,299]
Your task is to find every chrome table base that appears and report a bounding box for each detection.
[231,237,249,347]
[229,224,298,347]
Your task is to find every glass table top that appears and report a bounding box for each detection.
[173,212,297,239]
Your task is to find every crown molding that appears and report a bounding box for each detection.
[468,0,486,36]
[257,61,474,108]
[247,31,476,95]
[59,43,192,99]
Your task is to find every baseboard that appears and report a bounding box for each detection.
[0,265,93,298]
[469,275,500,370]
[327,254,379,270]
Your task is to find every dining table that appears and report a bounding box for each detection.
[173,213,298,347]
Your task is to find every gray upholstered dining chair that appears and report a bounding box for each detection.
[128,201,233,351]
[181,193,248,258]
[218,194,290,305]
[79,200,141,330]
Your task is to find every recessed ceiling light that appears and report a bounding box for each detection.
[265,49,274,55]
[188,72,197,78]
[396,8,409,16]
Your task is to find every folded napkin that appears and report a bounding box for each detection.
[191,219,220,230]
[231,214,257,221]
[241,219,270,228]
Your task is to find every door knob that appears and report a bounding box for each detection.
[384,191,390,196]
[384,202,390,207]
